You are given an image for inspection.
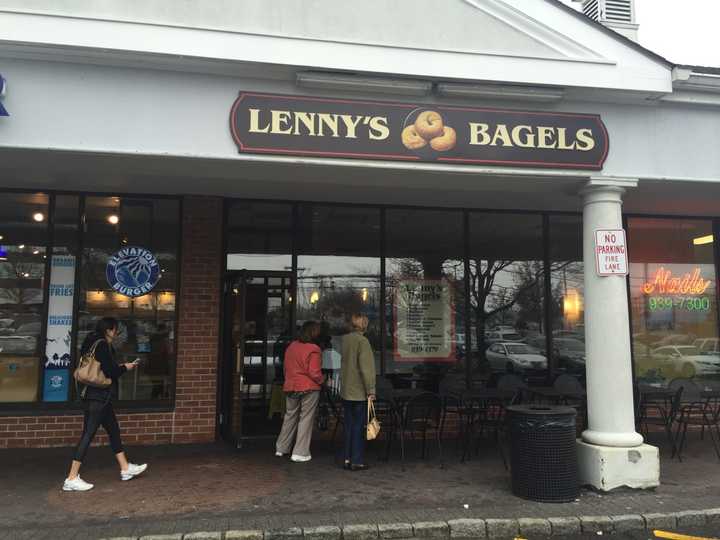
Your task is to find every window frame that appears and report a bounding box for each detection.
[0,189,181,415]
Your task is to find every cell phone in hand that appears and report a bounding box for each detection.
[133,357,144,365]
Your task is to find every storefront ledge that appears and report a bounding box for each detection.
[183,532,222,540]
[265,528,303,540]
[225,531,264,540]
[412,522,449,538]
[303,526,342,540]
[0,404,174,417]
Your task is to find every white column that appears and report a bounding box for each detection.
[577,176,659,491]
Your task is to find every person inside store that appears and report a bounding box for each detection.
[275,320,325,462]
[62,317,148,491]
[340,313,376,471]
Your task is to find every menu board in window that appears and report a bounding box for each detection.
[394,278,455,362]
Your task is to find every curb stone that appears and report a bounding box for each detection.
[610,514,645,532]
[344,524,380,540]
[448,518,486,538]
[225,532,264,540]
[672,510,708,528]
[104,509,720,540]
[580,515,613,533]
[548,517,581,536]
[266,528,303,540]
[517,518,552,536]
[304,525,343,540]
[643,512,677,530]
[412,522,449,538]
[485,519,518,539]
[705,508,720,524]
[379,523,414,539]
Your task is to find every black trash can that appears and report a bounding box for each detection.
[506,405,579,503]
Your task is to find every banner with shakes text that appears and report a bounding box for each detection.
[43,254,75,402]
[230,92,608,170]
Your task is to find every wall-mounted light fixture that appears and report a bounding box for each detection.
[107,214,119,225]
[296,71,432,97]
[32,212,45,222]
[436,82,564,103]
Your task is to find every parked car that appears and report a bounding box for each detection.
[651,345,720,379]
[486,342,547,372]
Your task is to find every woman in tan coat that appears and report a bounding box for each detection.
[340,314,376,471]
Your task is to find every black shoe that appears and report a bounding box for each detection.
[350,464,370,471]
[343,461,351,470]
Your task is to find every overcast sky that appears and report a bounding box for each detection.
[560,0,720,66]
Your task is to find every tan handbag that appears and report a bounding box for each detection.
[73,340,112,388]
[366,398,381,441]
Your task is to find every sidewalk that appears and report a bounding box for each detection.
[1,431,720,539]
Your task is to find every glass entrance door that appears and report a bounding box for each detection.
[221,271,293,445]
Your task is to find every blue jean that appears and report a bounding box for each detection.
[343,400,366,465]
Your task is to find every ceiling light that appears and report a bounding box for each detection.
[296,71,432,97]
[32,249,39,255]
[18,244,24,249]
[0,235,3,240]
[693,234,714,246]
[32,212,45,222]
[436,82,565,103]
[107,214,119,225]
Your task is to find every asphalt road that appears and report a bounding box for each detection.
[557,526,720,540]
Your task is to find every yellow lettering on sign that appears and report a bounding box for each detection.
[576,128,596,151]
[248,108,270,133]
[369,117,390,140]
[469,123,491,145]
[511,125,535,148]
[490,124,513,147]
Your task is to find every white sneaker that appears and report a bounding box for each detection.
[290,454,311,462]
[275,451,285,457]
[62,476,94,491]
[120,463,147,481]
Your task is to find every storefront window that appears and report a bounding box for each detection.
[629,218,720,385]
[0,193,49,403]
[226,202,293,272]
[469,213,546,383]
[297,205,381,391]
[549,216,586,378]
[385,209,465,390]
[77,197,180,402]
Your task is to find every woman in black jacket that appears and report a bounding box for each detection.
[63,317,148,491]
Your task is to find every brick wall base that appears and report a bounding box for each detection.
[0,196,223,449]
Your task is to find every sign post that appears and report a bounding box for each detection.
[594,229,628,276]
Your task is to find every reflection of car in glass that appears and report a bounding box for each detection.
[553,338,586,371]
[651,334,693,348]
[693,338,720,355]
[486,342,547,372]
[485,331,523,346]
[552,330,585,342]
[0,334,37,354]
[651,345,720,378]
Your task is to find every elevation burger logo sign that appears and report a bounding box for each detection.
[106,246,161,297]
[230,92,608,170]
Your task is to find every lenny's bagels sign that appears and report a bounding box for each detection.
[229,92,608,170]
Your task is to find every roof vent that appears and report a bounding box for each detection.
[573,0,638,41]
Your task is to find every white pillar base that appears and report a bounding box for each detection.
[577,440,660,491]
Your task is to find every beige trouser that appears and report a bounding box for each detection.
[275,391,320,458]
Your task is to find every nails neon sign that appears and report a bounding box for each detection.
[642,267,712,295]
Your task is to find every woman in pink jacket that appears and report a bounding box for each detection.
[275,320,325,462]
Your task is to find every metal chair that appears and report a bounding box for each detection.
[670,378,720,461]
[395,392,444,469]
[638,384,683,458]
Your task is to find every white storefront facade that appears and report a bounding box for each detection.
[1,0,719,491]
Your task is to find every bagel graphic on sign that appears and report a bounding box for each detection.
[401,108,456,157]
